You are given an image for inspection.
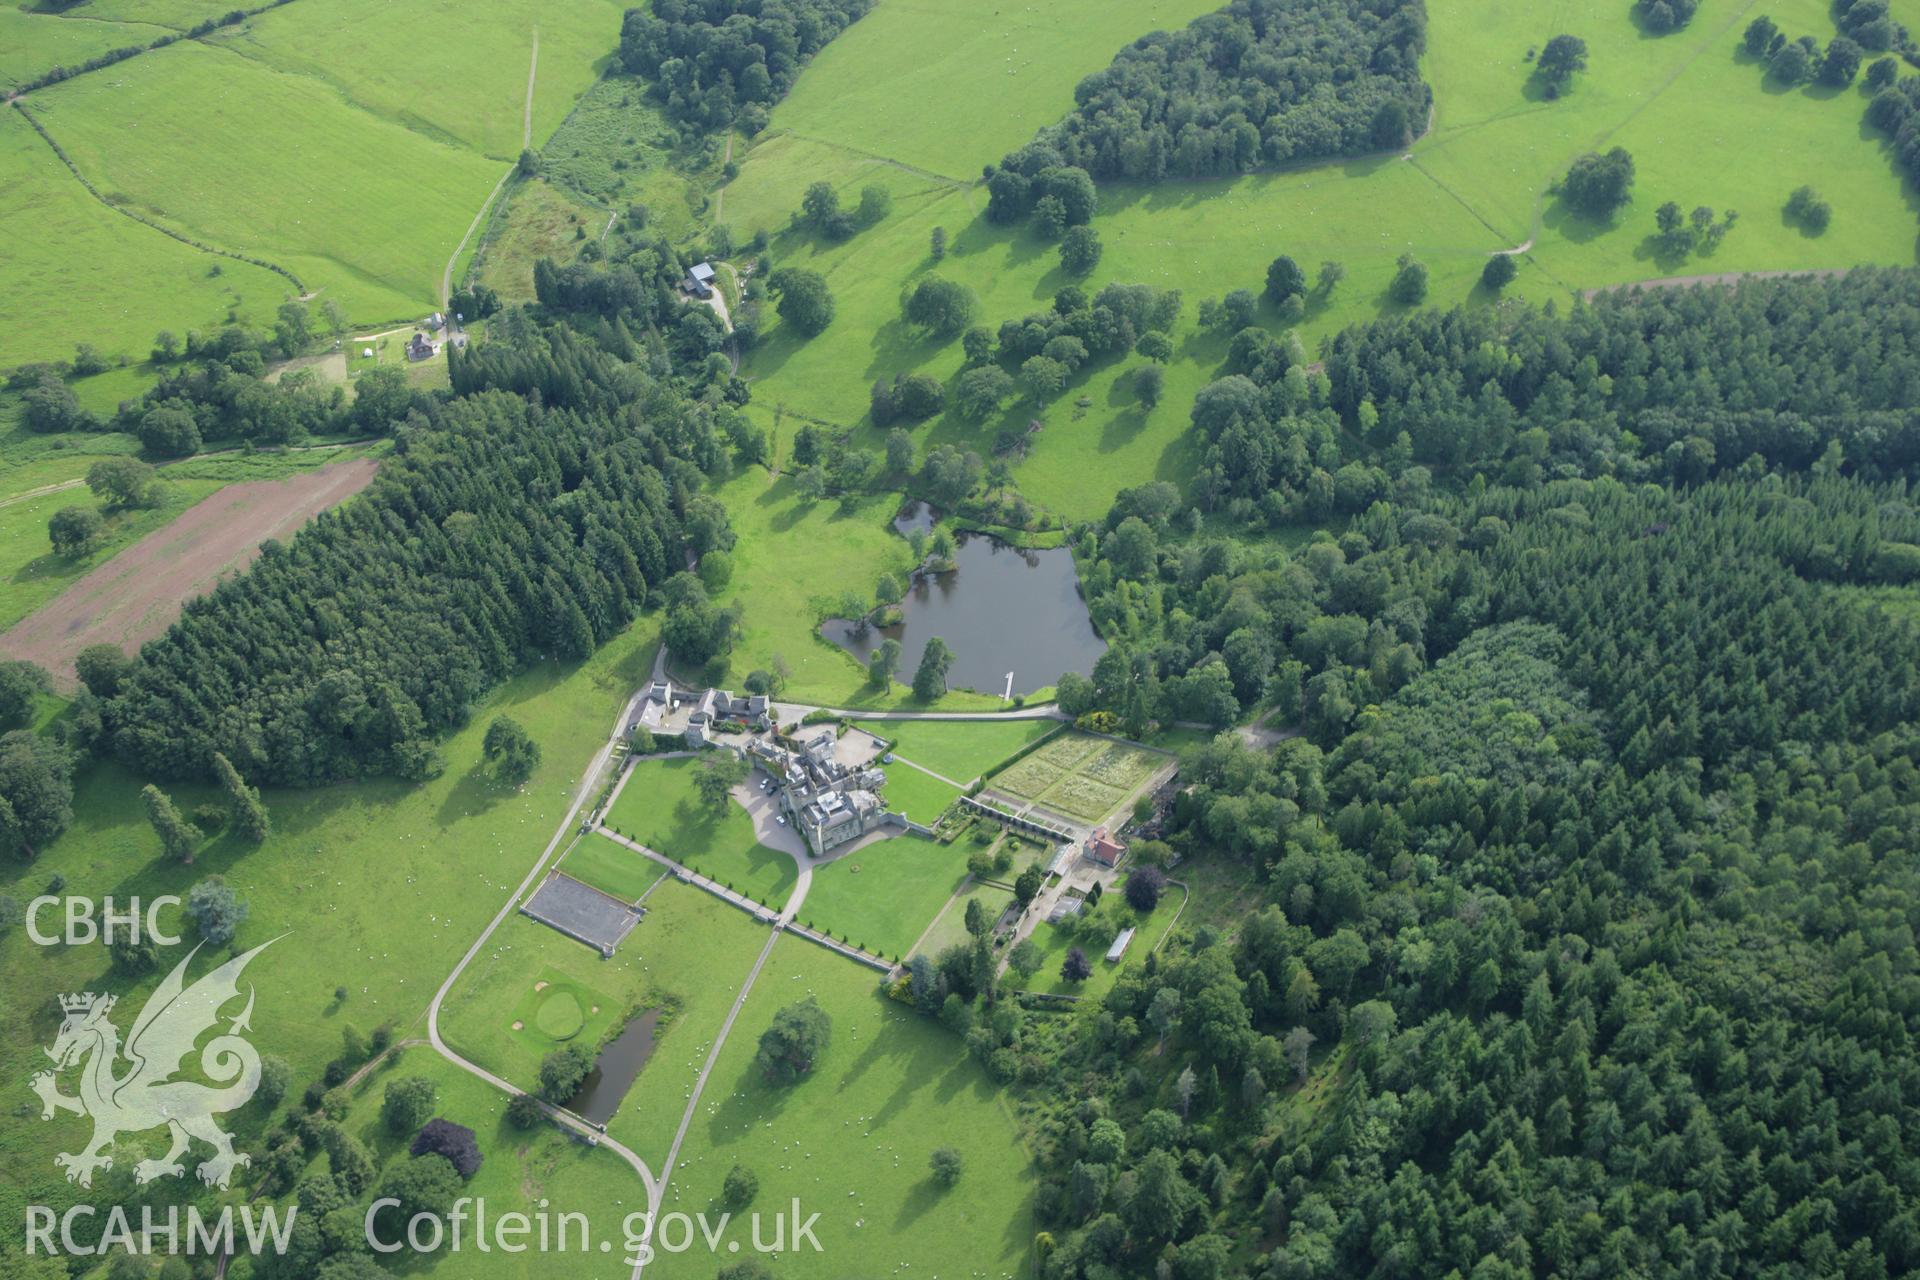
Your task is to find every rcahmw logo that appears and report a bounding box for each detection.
[25,1203,297,1258]
[33,938,278,1189]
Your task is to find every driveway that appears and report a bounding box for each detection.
[732,769,808,860]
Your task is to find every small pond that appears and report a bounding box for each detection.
[565,1007,661,1125]
[892,500,938,536]
[822,532,1107,697]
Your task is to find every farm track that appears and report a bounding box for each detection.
[635,927,783,1277]
[426,671,813,1280]
[426,682,661,1199]
[441,26,536,308]
[0,478,84,509]
[1581,266,1852,299]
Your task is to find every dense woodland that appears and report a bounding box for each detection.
[617,0,873,132]
[904,269,1920,1279]
[100,325,740,786]
[1007,0,1430,182]
[1181,270,1920,523]
[1003,466,1920,1278]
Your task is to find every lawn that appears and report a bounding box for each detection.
[876,763,961,824]
[869,716,1061,784]
[600,755,799,909]
[28,41,503,321]
[1012,883,1184,1001]
[704,467,1000,708]
[717,0,1920,522]
[437,875,768,1169]
[0,621,660,1228]
[1168,853,1268,940]
[918,877,1016,958]
[0,107,289,369]
[797,834,972,961]
[325,1051,647,1280]
[560,832,670,902]
[472,176,605,304]
[647,936,1036,1280]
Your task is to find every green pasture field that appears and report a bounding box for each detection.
[704,467,1000,709]
[437,875,768,1166]
[0,108,288,370]
[0,7,167,91]
[1013,884,1182,1001]
[208,0,623,161]
[560,831,669,901]
[647,936,1036,1280]
[54,0,251,29]
[763,0,1224,180]
[918,876,1016,957]
[1415,0,1918,288]
[0,622,660,1223]
[718,0,1920,522]
[327,1052,645,1280]
[719,134,1493,520]
[600,756,799,909]
[798,834,971,960]
[868,716,1060,783]
[472,177,603,303]
[875,763,961,824]
[29,42,503,322]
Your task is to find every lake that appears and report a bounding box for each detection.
[565,1007,662,1125]
[822,532,1107,697]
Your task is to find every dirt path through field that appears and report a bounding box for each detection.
[0,456,378,690]
[440,28,538,309]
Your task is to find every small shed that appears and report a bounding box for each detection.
[1105,927,1136,963]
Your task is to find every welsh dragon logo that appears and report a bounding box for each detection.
[32,939,277,1189]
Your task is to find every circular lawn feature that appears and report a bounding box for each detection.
[533,987,586,1040]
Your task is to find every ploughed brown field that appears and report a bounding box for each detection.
[0,457,379,690]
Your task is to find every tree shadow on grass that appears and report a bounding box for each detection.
[1099,406,1153,455]
[862,317,953,384]
[1630,233,1698,273]
[890,1174,947,1233]
[1539,197,1626,247]
[433,761,512,827]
